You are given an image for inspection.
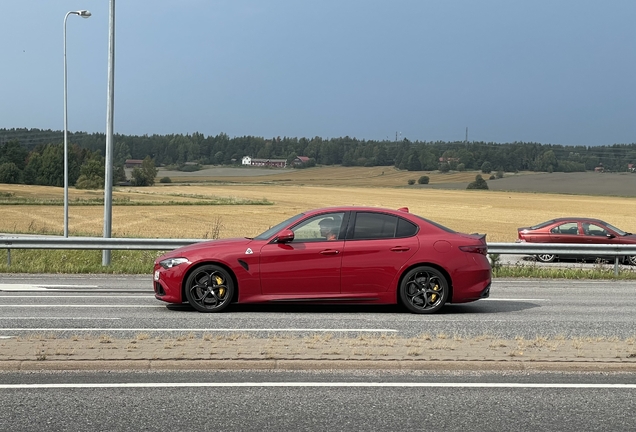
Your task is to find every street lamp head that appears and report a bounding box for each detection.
[76,10,91,18]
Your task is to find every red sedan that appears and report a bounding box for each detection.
[517,217,636,264]
[153,206,491,314]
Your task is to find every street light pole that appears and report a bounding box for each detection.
[102,0,115,265]
[63,9,91,238]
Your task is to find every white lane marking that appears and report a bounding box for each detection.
[482,298,548,301]
[0,284,99,291]
[0,317,121,320]
[0,296,152,298]
[0,328,398,332]
[1,382,635,389]
[0,305,163,308]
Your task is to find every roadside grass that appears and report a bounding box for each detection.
[0,249,164,274]
[1,248,636,278]
[0,196,272,206]
[493,262,636,279]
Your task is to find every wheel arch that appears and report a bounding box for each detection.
[181,261,240,304]
[396,262,454,304]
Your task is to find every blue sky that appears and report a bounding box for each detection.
[2,0,635,146]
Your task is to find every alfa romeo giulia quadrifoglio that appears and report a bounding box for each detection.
[153,206,492,314]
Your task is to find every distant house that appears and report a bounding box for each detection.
[594,163,604,173]
[293,156,310,166]
[438,157,459,163]
[241,156,287,168]
[125,159,143,168]
[629,163,635,173]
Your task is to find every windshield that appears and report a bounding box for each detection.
[253,213,305,240]
[605,222,628,236]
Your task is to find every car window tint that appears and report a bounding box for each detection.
[290,212,345,242]
[352,212,397,239]
[396,218,418,237]
[551,222,578,235]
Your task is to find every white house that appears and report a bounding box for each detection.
[242,156,252,165]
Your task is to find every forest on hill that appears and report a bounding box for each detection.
[1,127,636,188]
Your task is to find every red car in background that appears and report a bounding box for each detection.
[517,217,636,265]
[153,206,491,314]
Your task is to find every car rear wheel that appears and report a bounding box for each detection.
[627,256,636,266]
[536,254,556,263]
[184,264,234,313]
[399,266,448,314]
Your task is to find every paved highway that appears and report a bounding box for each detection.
[1,369,635,431]
[1,274,635,431]
[0,274,635,339]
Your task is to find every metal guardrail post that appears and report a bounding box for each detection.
[6,249,10,267]
[615,256,619,276]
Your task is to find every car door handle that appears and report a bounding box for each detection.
[320,250,340,255]
[390,247,410,252]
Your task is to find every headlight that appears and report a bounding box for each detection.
[159,257,189,269]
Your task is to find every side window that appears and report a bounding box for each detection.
[396,217,418,237]
[551,222,578,235]
[351,212,398,240]
[586,223,608,237]
[291,213,344,242]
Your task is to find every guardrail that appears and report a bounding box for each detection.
[2,236,635,274]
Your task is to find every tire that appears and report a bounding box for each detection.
[536,254,556,263]
[399,266,448,314]
[627,256,636,266]
[184,264,234,313]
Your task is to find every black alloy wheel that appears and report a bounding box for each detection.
[628,256,636,266]
[399,266,448,314]
[184,264,234,313]
[536,254,556,263]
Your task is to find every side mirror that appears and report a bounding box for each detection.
[606,233,615,239]
[276,229,295,243]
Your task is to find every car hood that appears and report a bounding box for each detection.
[157,237,254,260]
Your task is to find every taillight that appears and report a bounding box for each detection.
[459,245,488,255]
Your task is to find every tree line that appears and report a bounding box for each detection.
[1,127,636,188]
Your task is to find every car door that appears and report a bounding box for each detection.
[581,222,610,242]
[548,222,583,243]
[340,211,419,294]
[259,212,346,295]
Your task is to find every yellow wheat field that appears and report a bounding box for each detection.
[2,181,636,242]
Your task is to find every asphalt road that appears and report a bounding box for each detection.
[1,369,635,432]
[0,274,635,339]
[2,274,635,431]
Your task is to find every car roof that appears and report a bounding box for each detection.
[549,217,607,223]
[302,206,410,216]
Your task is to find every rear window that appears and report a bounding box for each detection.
[413,215,456,233]
[529,220,556,230]
[350,212,419,239]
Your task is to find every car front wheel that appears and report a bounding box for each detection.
[399,266,448,314]
[184,264,234,313]
[627,256,636,266]
[536,254,556,263]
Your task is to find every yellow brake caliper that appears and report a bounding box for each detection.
[214,275,226,298]
[430,283,440,303]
